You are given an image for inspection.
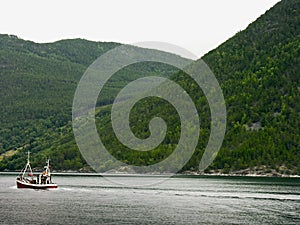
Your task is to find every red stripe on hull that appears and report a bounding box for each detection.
[16,180,58,189]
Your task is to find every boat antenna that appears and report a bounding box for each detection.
[27,151,30,164]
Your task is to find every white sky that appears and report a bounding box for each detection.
[1,0,280,59]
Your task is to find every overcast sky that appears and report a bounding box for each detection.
[1,0,280,59]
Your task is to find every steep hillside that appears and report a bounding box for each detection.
[1,0,299,175]
[202,0,300,174]
[0,35,121,169]
[0,35,182,170]
[92,0,300,175]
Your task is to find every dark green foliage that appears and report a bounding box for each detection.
[0,35,119,170]
[202,0,300,173]
[0,35,181,171]
[1,0,300,174]
[95,0,300,174]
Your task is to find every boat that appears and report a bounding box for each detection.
[16,152,58,189]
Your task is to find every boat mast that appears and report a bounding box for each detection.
[46,159,51,176]
[22,151,33,178]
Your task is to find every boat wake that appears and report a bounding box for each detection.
[9,185,17,189]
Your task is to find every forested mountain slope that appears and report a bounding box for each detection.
[0,35,182,170]
[0,35,120,169]
[94,0,300,175]
[201,0,300,174]
[1,0,299,175]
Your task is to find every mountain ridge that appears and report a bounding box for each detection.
[0,0,299,175]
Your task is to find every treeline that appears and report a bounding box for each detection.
[94,0,300,174]
[199,0,300,174]
[1,0,300,174]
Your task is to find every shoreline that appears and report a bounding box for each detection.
[181,171,300,178]
[1,171,299,178]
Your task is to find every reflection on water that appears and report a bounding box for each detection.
[0,174,299,224]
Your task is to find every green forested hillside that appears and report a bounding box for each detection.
[1,0,299,175]
[0,35,120,170]
[85,0,300,175]
[0,35,181,171]
[202,0,300,174]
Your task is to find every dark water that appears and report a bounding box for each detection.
[0,174,299,225]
